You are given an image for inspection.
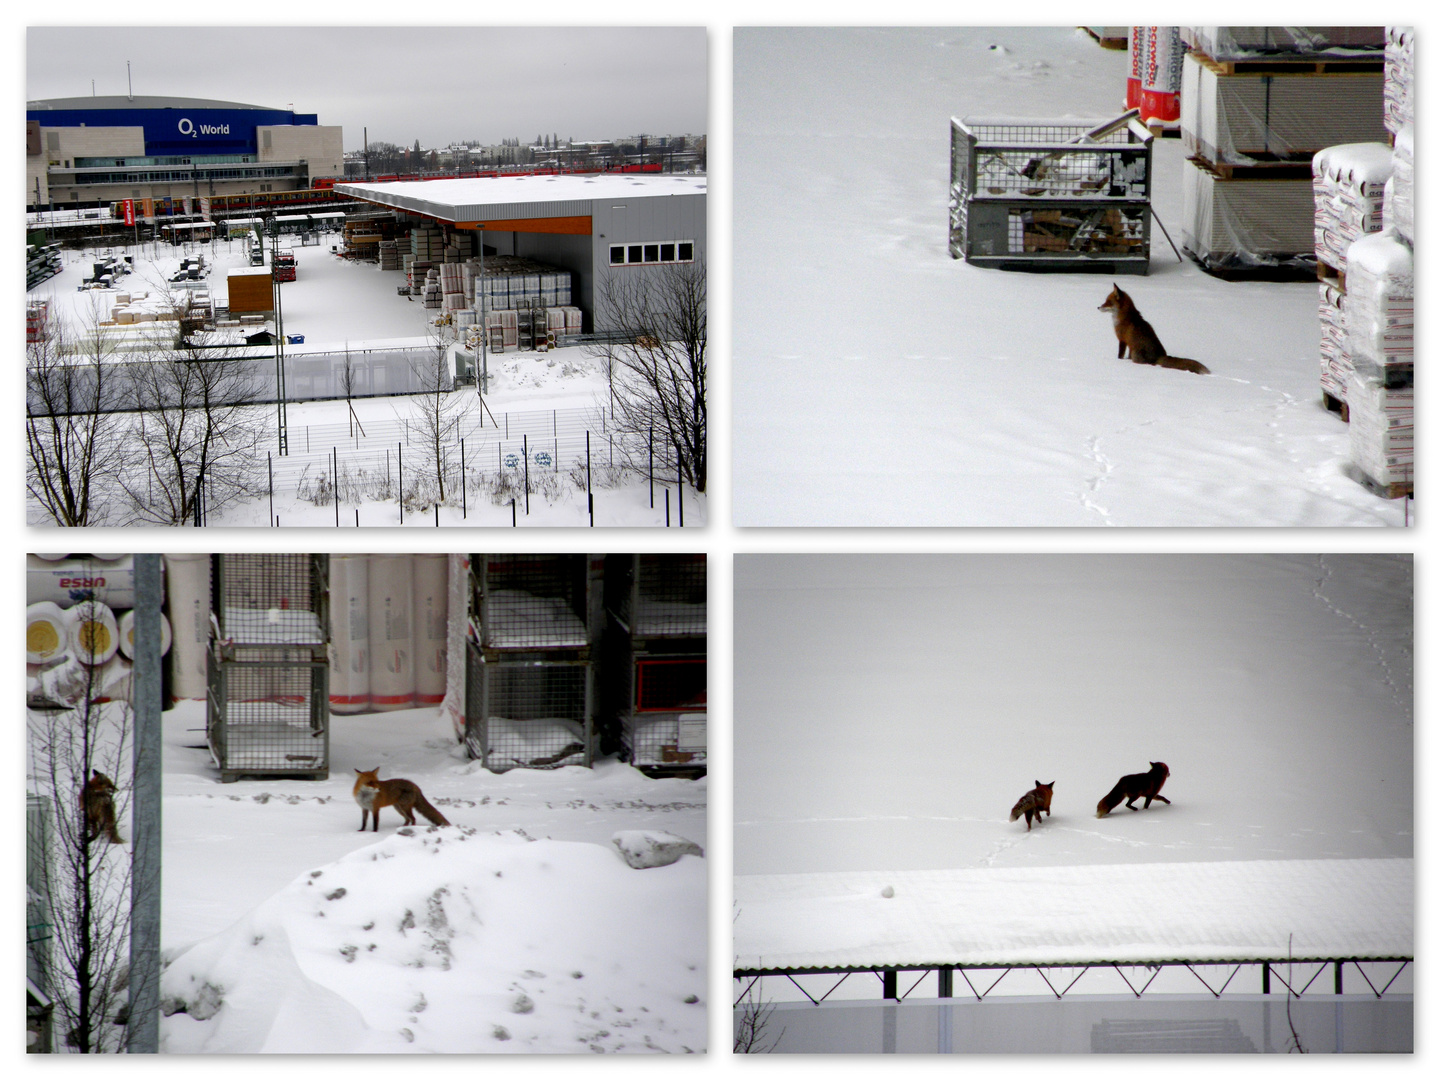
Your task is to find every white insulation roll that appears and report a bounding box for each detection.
[329,554,371,714]
[27,601,70,664]
[68,601,120,666]
[368,554,416,711]
[165,554,211,699]
[117,609,172,660]
[414,555,449,706]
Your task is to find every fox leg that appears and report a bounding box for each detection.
[1117,341,1127,359]
[1152,795,1170,806]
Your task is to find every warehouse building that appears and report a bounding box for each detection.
[335,173,706,330]
[26,96,343,212]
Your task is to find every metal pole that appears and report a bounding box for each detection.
[461,437,467,519]
[523,434,529,515]
[333,446,339,527]
[127,555,163,1053]
[398,442,404,524]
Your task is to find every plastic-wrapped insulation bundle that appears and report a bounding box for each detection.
[1126,27,1146,109]
[1344,229,1413,386]
[1311,143,1392,272]
[414,555,449,706]
[1140,28,1183,125]
[1383,27,1415,136]
[1184,27,1386,59]
[1348,378,1413,490]
[368,554,416,711]
[1387,124,1413,245]
[1317,283,1349,402]
[165,554,211,700]
[329,554,370,714]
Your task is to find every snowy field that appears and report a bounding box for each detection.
[733,555,1412,1002]
[732,27,1408,526]
[154,700,707,1052]
[25,232,704,527]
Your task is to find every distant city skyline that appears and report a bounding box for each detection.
[27,26,707,152]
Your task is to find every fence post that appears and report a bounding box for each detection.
[398,441,404,524]
[268,451,274,524]
[333,446,339,527]
[461,437,467,519]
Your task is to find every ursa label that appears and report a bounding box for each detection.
[60,576,106,589]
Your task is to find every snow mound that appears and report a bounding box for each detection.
[161,827,706,1053]
[611,830,705,869]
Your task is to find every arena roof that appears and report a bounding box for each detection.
[29,95,280,112]
[335,173,706,225]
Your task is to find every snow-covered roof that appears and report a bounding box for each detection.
[335,174,706,224]
[734,859,1413,971]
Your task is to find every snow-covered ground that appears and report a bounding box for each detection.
[26,232,704,527]
[156,700,707,1052]
[733,554,1412,1000]
[732,27,1408,525]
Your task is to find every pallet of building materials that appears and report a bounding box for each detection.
[1383,27,1415,136]
[1181,52,1386,165]
[1317,282,1350,413]
[1344,229,1413,389]
[1348,376,1413,497]
[1312,143,1392,274]
[1181,158,1318,277]
[1182,27,1386,64]
[1385,124,1413,245]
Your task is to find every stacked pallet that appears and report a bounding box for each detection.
[1312,143,1391,274]
[1387,124,1413,245]
[1383,27,1415,137]
[378,239,401,271]
[439,263,466,311]
[409,225,445,261]
[1310,143,1391,413]
[26,243,63,289]
[1344,229,1413,495]
[1178,26,1386,277]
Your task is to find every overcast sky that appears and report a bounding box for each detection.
[26,26,707,152]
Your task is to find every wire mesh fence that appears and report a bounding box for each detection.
[261,404,683,521]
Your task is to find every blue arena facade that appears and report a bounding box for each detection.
[27,96,343,210]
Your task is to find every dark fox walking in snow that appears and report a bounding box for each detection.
[1095,761,1170,818]
[83,770,124,844]
[1009,780,1055,831]
[1099,284,1211,375]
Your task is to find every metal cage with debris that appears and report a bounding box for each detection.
[206,554,330,782]
[609,554,707,774]
[949,114,1154,274]
[463,554,598,771]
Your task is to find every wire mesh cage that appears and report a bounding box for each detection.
[471,554,592,651]
[618,554,707,773]
[949,115,1154,273]
[207,554,330,782]
[463,553,598,772]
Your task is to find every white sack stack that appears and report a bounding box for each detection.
[1312,143,1392,272]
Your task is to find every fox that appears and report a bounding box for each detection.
[83,770,124,844]
[1009,780,1055,831]
[352,768,451,832]
[1096,761,1171,818]
[1098,285,1211,375]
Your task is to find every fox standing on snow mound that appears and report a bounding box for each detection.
[1099,284,1210,376]
[1009,780,1054,831]
[353,768,451,831]
[1096,761,1170,818]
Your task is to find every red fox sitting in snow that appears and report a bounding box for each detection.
[1099,285,1211,375]
[1009,780,1055,831]
[1096,761,1170,817]
[353,768,451,831]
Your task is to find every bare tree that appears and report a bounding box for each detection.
[28,660,133,1052]
[119,330,269,525]
[25,301,127,526]
[403,322,473,509]
[591,258,707,492]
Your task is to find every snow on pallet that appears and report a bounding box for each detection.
[734,858,1412,971]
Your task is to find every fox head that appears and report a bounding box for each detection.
[354,767,381,784]
[1150,762,1169,779]
[88,770,117,794]
[1098,283,1131,313]
[1033,780,1055,809]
